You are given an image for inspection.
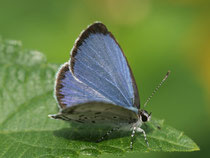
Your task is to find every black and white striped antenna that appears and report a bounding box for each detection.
[144,70,171,108]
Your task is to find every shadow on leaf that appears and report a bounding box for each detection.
[53,122,155,143]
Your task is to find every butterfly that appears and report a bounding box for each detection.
[49,22,170,149]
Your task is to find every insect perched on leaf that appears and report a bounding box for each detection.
[49,22,170,149]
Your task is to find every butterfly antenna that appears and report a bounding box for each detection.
[143,70,171,108]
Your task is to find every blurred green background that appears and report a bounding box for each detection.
[0,0,209,157]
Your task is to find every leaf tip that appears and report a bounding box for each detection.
[193,144,200,151]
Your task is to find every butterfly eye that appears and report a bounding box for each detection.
[141,114,148,122]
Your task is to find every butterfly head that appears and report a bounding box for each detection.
[139,110,151,123]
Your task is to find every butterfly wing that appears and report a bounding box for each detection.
[50,102,138,126]
[52,63,138,124]
[55,63,114,109]
[70,22,140,109]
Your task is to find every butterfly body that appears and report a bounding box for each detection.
[49,22,156,149]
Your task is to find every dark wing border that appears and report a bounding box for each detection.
[55,63,69,109]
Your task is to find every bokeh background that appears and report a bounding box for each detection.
[0,0,209,157]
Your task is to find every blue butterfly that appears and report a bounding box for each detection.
[49,22,170,149]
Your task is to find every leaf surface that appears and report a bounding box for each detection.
[0,39,199,158]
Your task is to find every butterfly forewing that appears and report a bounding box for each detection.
[55,63,114,109]
[70,22,140,109]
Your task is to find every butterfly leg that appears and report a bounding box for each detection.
[130,126,137,149]
[97,127,120,143]
[136,127,149,147]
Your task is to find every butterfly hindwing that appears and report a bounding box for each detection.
[70,22,140,109]
[50,102,138,126]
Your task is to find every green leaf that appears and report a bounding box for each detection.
[0,39,199,158]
